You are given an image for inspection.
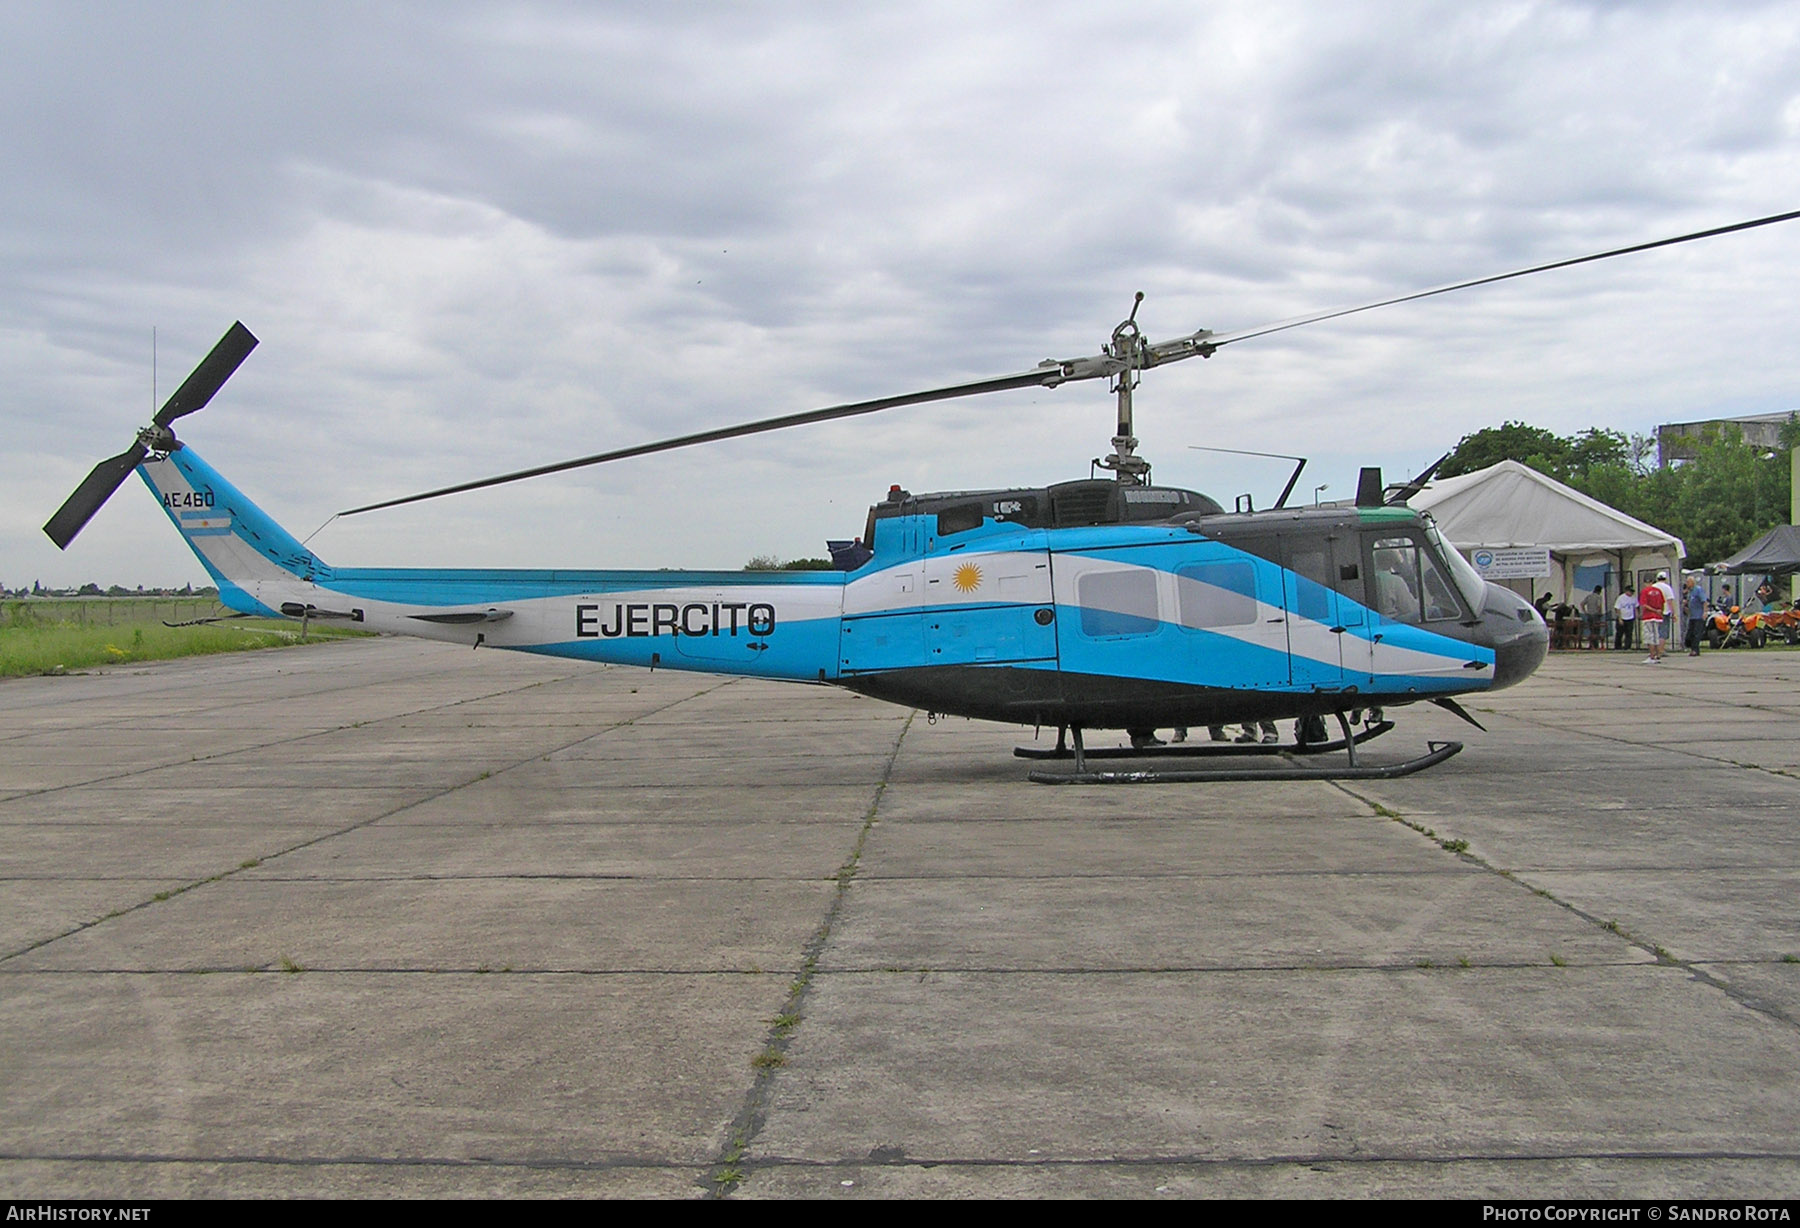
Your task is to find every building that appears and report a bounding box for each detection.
[1656,410,1798,467]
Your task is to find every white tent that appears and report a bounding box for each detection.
[1412,459,1685,611]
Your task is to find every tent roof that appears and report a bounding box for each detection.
[1715,523,1800,575]
[1412,460,1685,557]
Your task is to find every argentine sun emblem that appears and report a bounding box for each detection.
[952,563,984,593]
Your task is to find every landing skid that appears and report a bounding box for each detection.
[1014,720,1396,761]
[1017,717,1460,784]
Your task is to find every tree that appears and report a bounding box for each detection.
[1566,428,1629,475]
[1567,423,1792,565]
[1440,415,1793,566]
[1667,426,1782,564]
[1440,422,1632,483]
[1439,421,1573,480]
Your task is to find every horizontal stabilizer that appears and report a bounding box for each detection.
[279,602,364,622]
[408,608,514,625]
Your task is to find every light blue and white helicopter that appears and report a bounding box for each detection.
[45,212,1798,781]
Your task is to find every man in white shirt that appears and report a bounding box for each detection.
[1613,586,1637,650]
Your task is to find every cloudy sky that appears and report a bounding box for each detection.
[7,0,1800,588]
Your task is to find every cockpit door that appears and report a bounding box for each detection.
[1280,532,1373,691]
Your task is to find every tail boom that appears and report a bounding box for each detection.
[140,446,848,680]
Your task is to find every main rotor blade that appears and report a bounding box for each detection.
[43,441,149,550]
[342,207,1800,517]
[340,366,1063,515]
[153,321,258,426]
[1196,207,1800,351]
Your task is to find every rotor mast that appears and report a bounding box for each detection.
[1099,291,1151,484]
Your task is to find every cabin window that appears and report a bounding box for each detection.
[936,503,985,537]
[1175,560,1258,628]
[1078,569,1160,637]
[1285,545,1334,624]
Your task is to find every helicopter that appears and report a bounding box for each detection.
[44,210,1800,782]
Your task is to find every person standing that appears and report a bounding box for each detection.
[1581,584,1605,649]
[1683,575,1707,656]
[1639,573,1670,664]
[1613,584,1637,650]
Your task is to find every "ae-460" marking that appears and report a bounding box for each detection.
[163,490,216,509]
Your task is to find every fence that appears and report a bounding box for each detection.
[2,598,224,628]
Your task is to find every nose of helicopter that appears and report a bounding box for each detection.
[1479,582,1549,691]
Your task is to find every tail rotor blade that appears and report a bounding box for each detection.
[47,321,257,552]
[43,442,149,550]
[153,321,258,427]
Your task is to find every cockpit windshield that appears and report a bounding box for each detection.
[1422,514,1487,613]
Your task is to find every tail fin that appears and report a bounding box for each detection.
[138,447,329,616]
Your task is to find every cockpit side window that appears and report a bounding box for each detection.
[1371,536,1461,622]
[1372,539,1421,621]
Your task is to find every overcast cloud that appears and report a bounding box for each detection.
[6,0,1800,587]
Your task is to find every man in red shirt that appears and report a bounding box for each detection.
[1638,573,1671,663]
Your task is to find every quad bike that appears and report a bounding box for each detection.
[1706,604,1766,649]
[1761,602,1800,645]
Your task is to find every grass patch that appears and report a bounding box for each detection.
[1,601,369,676]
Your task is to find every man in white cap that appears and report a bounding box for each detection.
[1639,571,1672,663]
